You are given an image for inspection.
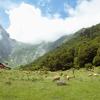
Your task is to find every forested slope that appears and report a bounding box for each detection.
[22,24,100,71]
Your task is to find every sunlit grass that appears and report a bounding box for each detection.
[0,68,100,100]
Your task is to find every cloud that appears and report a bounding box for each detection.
[6,2,66,43]
[0,0,18,10]
[7,0,100,44]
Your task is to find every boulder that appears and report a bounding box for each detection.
[56,80,67,86]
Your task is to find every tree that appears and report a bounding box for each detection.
[74,57,79,69]
[93,56,100,66]
[78,44,98,67]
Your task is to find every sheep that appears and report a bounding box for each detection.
[66,75,70,80]
[88,73,99,77]
[65,75,75,80]
[93,73,99,76]
[52,75,60,81]
[88,73,93,77]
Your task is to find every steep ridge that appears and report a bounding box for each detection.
[8,35,70,67]
[0,24,71,67]
[0,25,12,62]
[22,24,100,71]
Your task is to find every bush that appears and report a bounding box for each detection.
[93,56,100,66]
[85,63,93,70]
[74,57,79,69]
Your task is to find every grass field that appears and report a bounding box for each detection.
[0,68,100,100]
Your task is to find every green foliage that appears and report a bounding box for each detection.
[78,44,98,67]
[93,56,100,66]
[74,57,79,69]
[97,48,100,56]
[85,63,93,70]
[22,23,100,71]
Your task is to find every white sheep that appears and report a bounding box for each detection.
[52,76,60,81]
[93,73,99,76]
[88,73,93,76]
[65,75,75,80]
[66,75,70,80]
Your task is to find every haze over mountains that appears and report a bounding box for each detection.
[0,24,71,67]
[22,23,100,71]
[0,25,12,61]
[0,23,100,70]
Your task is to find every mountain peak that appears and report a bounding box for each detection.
[0,24,12,62]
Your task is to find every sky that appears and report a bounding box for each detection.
[0,0,100,44]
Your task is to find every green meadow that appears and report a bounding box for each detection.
[0,68,100,100]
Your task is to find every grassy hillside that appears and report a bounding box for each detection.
[22,24,100,71]
[0,68,100,100]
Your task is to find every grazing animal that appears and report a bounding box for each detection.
[66,75,70,80]
[88,73,93,76]
[53,76,60,81]
[93,73,99,76]
[65,75,75,80]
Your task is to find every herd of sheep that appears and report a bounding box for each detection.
[52,71,99,86]
[1,69,99,86]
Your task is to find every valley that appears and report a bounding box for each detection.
[0,68,100,100]
[22,24,100,71]
[0,0,100,100]
[0,22,100,100]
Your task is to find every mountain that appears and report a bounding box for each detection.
[7,41,36,67]
[7,35,70,67]
[0,24,71,67]
[47,35,72,51]
[22,24,100,71]
[0,25,12,62]
[7,41,49,67]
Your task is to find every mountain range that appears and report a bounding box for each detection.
[0,24,71,67]
[0,23,100,70]
[0,25,12,62]
[22,24,100,71]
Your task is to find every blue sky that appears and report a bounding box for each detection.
[0,0,77,28]
[0,0,100,44]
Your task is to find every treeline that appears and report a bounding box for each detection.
[21,24,100,71]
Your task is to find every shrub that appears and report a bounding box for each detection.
[85,63,93,70]
[74,57,79,69]
[93,56,100,66]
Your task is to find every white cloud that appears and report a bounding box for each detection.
[7,0,100,44]
[6,2,66,43]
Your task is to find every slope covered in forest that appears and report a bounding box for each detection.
[22,24,100,71]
